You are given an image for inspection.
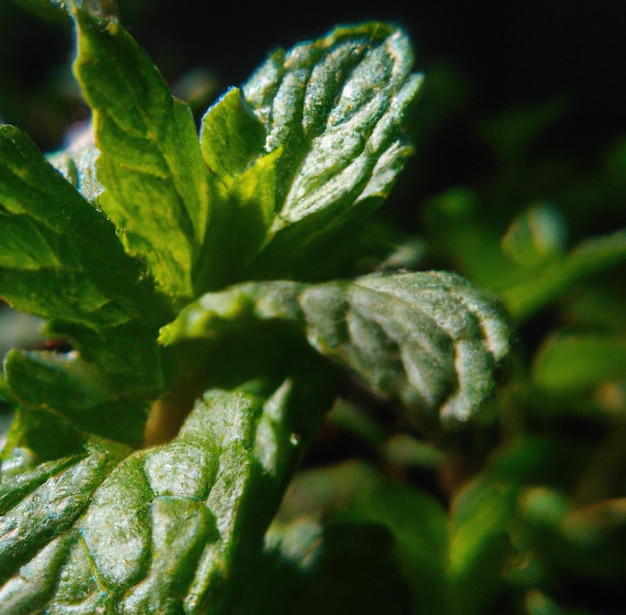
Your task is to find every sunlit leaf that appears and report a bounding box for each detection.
[162,271,511,429]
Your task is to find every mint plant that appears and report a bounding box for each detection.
[3,2,626,614]
[0,2,511,612]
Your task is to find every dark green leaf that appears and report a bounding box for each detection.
[42,318,165,400]
[4,350,151,446]
[525,590,596,615]
[448,476,519,615]
[423,188,522,290]
[255,461,446,615]
[0,125,151,329]
[425,191,626,322]
[343,473,449,614]
[521,488,626,582]
[0,124,169,421]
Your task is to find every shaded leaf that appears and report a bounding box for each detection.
[0,125,151,329]
[502,230,626,320]
[521,489,626,582]
[533,334,626,394]
[423,188,521,290]
[254,461,446,615]
[501,203,567,268]
[342,473,448,614]
[525,589,596,615]
[4,350,151,446]
[0,125,169,417]
[447,475,519,615]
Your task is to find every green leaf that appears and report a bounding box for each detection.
[425,191,626,322]
[0,315,166,446]
[564,285,626,334]
[343,473,449,614]
[501,229,626,320]
[66,3,209,301]
[253,461,447,615]
[525,590,596,615]
[245,23,420,228]
[448,475,519,615]
[501,203,567,268]
[161,271,511,429]
[423,188,522,290]
[4,350,151,446]
[532,333,626,394]
[0,384,311,613]
[0,411,131,603]
[255,463,408,615]
[200,87,266,180]
[198,22,422,285]
[198,145,281,290]
[0,405,85,467]
[521,489,626,583]
[0,125,152,329]
[0,124,169,415]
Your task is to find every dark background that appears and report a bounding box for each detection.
[1,0,625,234]
[3,1,626,131]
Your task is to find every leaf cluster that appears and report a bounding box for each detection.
[1,1,626,613]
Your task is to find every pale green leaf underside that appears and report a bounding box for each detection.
[47,132,104,205]
[162,272,511,426]
[69,5,209,301]
[0,385,299,614]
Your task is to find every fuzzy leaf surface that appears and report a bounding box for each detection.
[198,23,422,286]
[47,132,103,205]
[0,384,307,614]
[162,271,511,428]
